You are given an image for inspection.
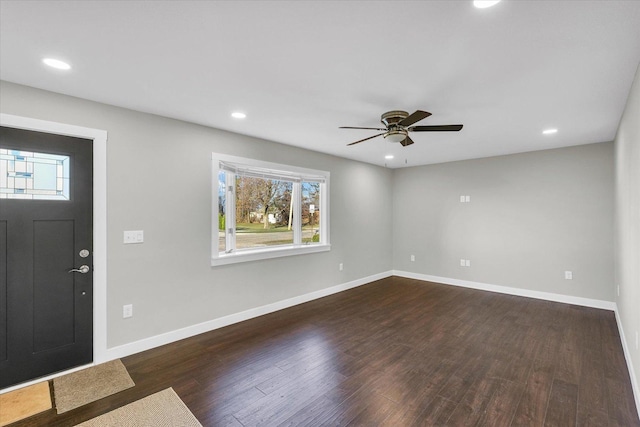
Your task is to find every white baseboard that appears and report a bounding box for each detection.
[103,271,393,361]
[392,270,616,311]
[614,308,640,420]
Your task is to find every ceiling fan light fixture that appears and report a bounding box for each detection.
[474,0,501,9]
[385,130,407,143]
[342,109,463,147]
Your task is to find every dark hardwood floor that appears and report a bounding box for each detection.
[11,277,640,426]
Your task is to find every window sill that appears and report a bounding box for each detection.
[211,243,331,266]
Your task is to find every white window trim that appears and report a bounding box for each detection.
[211,153,330,266]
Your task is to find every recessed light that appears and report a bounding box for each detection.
[231,112,246,119]
[474,0,501,8]
[385,155,394,160]
[542,128,558,135]
[42,58,71,70]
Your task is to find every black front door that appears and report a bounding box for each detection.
[0,126,93,388]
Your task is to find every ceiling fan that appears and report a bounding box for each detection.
[341,110,463,147]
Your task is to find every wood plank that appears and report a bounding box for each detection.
[606,377,640,426]
[511,358,555,426]
[576,406,610,427]
[446,376,501,425]
[544,379,578,426]
[412,396,459,426]
[577,350,609,414]
[478,379,524,426]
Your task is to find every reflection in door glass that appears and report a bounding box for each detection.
[0,148,70,200]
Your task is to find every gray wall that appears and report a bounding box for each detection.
[615,63,640,394]
[0,81,394,348]
[0,79,618,355]
[392,143,614,301]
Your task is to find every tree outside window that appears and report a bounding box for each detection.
[213,153,329,265]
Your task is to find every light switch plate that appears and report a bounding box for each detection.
[124,230,144,244]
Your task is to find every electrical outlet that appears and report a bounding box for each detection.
[123,304,133,318]
[124,230,144,244]
[465,259,471,267]
[339,263,344,271]
[617,285,620,297]
[564,271,573,280]
[460,259,466,266]
[410,255,415,262]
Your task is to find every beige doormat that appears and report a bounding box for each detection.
[74,388,202,427]
[0,381,52,426]
[53,359,135,414]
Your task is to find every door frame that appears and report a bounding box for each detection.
[0,113,107,393]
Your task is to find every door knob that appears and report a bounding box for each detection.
[68,265,90,274]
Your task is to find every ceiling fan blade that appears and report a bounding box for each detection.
[398,110,432,127]
[409,124,464,132]
[400,136,415,147]
[339,126,387,131]
[347,132,386,146]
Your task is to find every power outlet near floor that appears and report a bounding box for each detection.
[339,263,344,271]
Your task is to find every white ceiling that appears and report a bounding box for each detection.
[2,1,640,168]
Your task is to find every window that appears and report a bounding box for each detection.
[0,148,70,200]
[212,153,329,265]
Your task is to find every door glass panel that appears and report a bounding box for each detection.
[0,148,70,200]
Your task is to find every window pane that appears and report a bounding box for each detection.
[235,176,293,249]
[302,181,321,244]
[218,171,227,253]
[0,148,70,200]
